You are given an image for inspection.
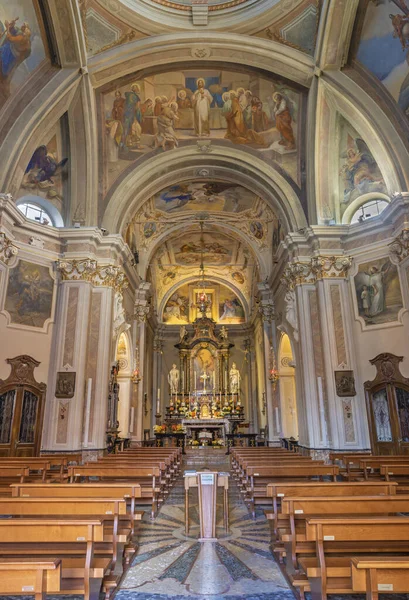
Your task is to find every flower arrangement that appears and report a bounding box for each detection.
[188,439,199,446]
[171,424,186,433]
[154,424,166,434]
[222,405,232,415]
[212,438,224,447]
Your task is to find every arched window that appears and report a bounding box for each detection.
[16,196,64,228]
[350,199,389,224]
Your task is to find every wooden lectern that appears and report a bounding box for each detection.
[184,471,229,540]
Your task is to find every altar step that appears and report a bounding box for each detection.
[185,448,230,468]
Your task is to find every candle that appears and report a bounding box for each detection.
[158,388,161,400]
[129,407,135,433]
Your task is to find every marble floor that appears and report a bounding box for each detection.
[116,449,294,600]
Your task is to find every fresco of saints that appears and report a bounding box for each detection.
[122,83,142,148]
[273,92,296,150]
[192,78,213,136]
[340,137,386,204]
[0,17,32,106]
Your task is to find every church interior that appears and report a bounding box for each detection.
[2,0,409,599]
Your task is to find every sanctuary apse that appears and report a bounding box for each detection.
[1,0,409,463]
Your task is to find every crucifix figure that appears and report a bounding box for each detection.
[200,368,210,392]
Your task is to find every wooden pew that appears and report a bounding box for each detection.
[67,465,162,518]
[278,494,409,572]
[11,482,143,534]
[0,497,135,572]
[0,466,30,494]
[296,516,409,600]
[0,454,82,482]
[245,464,340,517]
[0,518,110,600]
[351,556,409,600]
[265,480,398,538]
[0,558,61,600]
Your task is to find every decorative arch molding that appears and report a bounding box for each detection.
[103,0,300,36]
[88,32,314,89]
[137,216,267,281]
[0,72,81,196]
[102,144,308,236]
[158,274,250,323]
[315,75,408,224]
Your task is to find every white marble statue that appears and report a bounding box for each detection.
[284,289,299,341]
[168,363,180,394]
[229,362,241,393]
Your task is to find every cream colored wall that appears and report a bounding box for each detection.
[0,314,54,383]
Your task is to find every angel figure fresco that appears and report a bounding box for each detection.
[355,260,403,324]
[22,145,68,200]
[340,137,387,205]
[0,17,32,107]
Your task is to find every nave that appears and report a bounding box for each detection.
[2,447,409,600]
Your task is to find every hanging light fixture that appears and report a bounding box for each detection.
[268,345,280,385]
[196,220,212,318]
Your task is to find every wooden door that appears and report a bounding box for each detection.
[0,386,44,457]
[0,356,46,457]
[365,354,409,455]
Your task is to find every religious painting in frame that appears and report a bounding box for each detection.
[335,370,356,397]
[55,371,76,398]
[3,259,54,330]
[352,256,405,330]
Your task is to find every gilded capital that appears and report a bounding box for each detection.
[0,232,18,264]
[57,259,129,293]
[311,255,353,280]
[134,303,150,323]
[389,229,409,263]
[282,256,352,288]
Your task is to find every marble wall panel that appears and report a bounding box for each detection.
[63,286,79,366]
[86,291,102,440]
[330,285,347,366]
[56,400,69,444]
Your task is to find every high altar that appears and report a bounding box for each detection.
[164,314,245,443]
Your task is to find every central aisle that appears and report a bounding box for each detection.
[115,449,295,600]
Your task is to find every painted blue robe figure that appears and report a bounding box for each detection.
[0,18,32,106]
[122,84,142,148]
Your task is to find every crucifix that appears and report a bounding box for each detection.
[200,368,210,392]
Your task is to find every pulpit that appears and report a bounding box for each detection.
[184,470,229,539]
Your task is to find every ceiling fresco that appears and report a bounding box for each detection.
[86,0,320,57]
[125,180,286,318]
[101,68,303,197]
[357,0,409,121]
[153,182,259,214]
[0,1,47,110]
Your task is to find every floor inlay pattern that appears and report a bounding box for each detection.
[115,451,293,600]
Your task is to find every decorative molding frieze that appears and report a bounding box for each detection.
[0,232,18,264]
[258,300,275,322]
[281,256,353,288]
[389,229,409,263]
[57,260,129,293]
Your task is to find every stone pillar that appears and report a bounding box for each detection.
[151,327,163,429]
[132,282,151,442]
[42,260,127,453]
[258,283,276,443]
[244,337,258,434]
[282,256,368,450]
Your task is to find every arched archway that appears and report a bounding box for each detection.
[278,333,298,440]
[115,331,133,437]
